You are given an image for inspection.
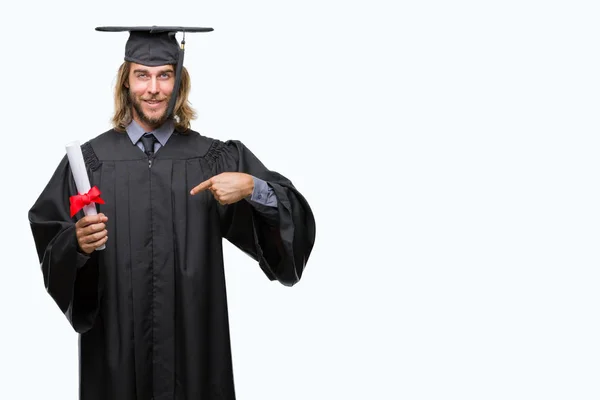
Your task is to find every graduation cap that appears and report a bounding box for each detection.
[96,26,214,119]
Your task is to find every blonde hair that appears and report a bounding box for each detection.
[112,61,197,132]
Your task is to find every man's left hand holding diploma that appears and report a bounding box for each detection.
[76,213,108,254]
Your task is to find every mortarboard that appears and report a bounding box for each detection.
[96,26,214,119]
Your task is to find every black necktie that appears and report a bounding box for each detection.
[140,133,157,157]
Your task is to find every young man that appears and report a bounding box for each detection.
[28,26,316,400]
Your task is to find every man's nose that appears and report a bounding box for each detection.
[148,78,159,94]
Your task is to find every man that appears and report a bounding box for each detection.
[28,26,316,400]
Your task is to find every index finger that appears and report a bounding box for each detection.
[190,179,213,195]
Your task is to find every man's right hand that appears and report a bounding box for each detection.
[76,213,108,254]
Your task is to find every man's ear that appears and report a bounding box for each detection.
[124,80,130,89]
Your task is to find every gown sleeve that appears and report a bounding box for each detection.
[28,155,102,333]
[210,140,316,286]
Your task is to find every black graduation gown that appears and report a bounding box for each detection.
[28,129,316,400]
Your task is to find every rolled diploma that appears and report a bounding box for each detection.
[65,141,105,251]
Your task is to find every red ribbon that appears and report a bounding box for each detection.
[69,186,105,217]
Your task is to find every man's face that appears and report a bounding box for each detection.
[126,63,175,130]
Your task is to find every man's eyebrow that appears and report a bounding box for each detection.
[132,68,174,74]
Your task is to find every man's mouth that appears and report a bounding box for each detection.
[144,99,164,108]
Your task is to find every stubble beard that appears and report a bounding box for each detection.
[130,92,170,129]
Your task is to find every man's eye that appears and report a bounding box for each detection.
[160,73,171,79]
[137,74,147,78]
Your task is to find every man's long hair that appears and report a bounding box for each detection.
[112,61,197,132]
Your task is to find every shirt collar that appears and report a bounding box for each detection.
[126,119,175,147]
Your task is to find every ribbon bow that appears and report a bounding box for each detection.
[69,186,105,217]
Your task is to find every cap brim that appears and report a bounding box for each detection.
[96,26,214,33]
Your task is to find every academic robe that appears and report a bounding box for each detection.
[28,128,316,400]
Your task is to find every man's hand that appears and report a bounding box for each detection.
[190,172,254,205]
[76,213,108,254]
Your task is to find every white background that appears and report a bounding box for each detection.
[1,1,599,399]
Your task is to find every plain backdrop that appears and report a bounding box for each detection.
[1,1,600,399]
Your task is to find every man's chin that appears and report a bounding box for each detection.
[144,107,166,118]
[142,110,168,125]
[132,100,170,128]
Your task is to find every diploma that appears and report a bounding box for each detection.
[65,141,105,251]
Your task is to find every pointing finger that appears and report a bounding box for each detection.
[190,179,213,195]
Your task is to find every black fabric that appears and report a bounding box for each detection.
[140,133,157,156]
[96,26,214,33]
[125,31,179,66]
[28,129,316,400]
[95,26,213,66]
